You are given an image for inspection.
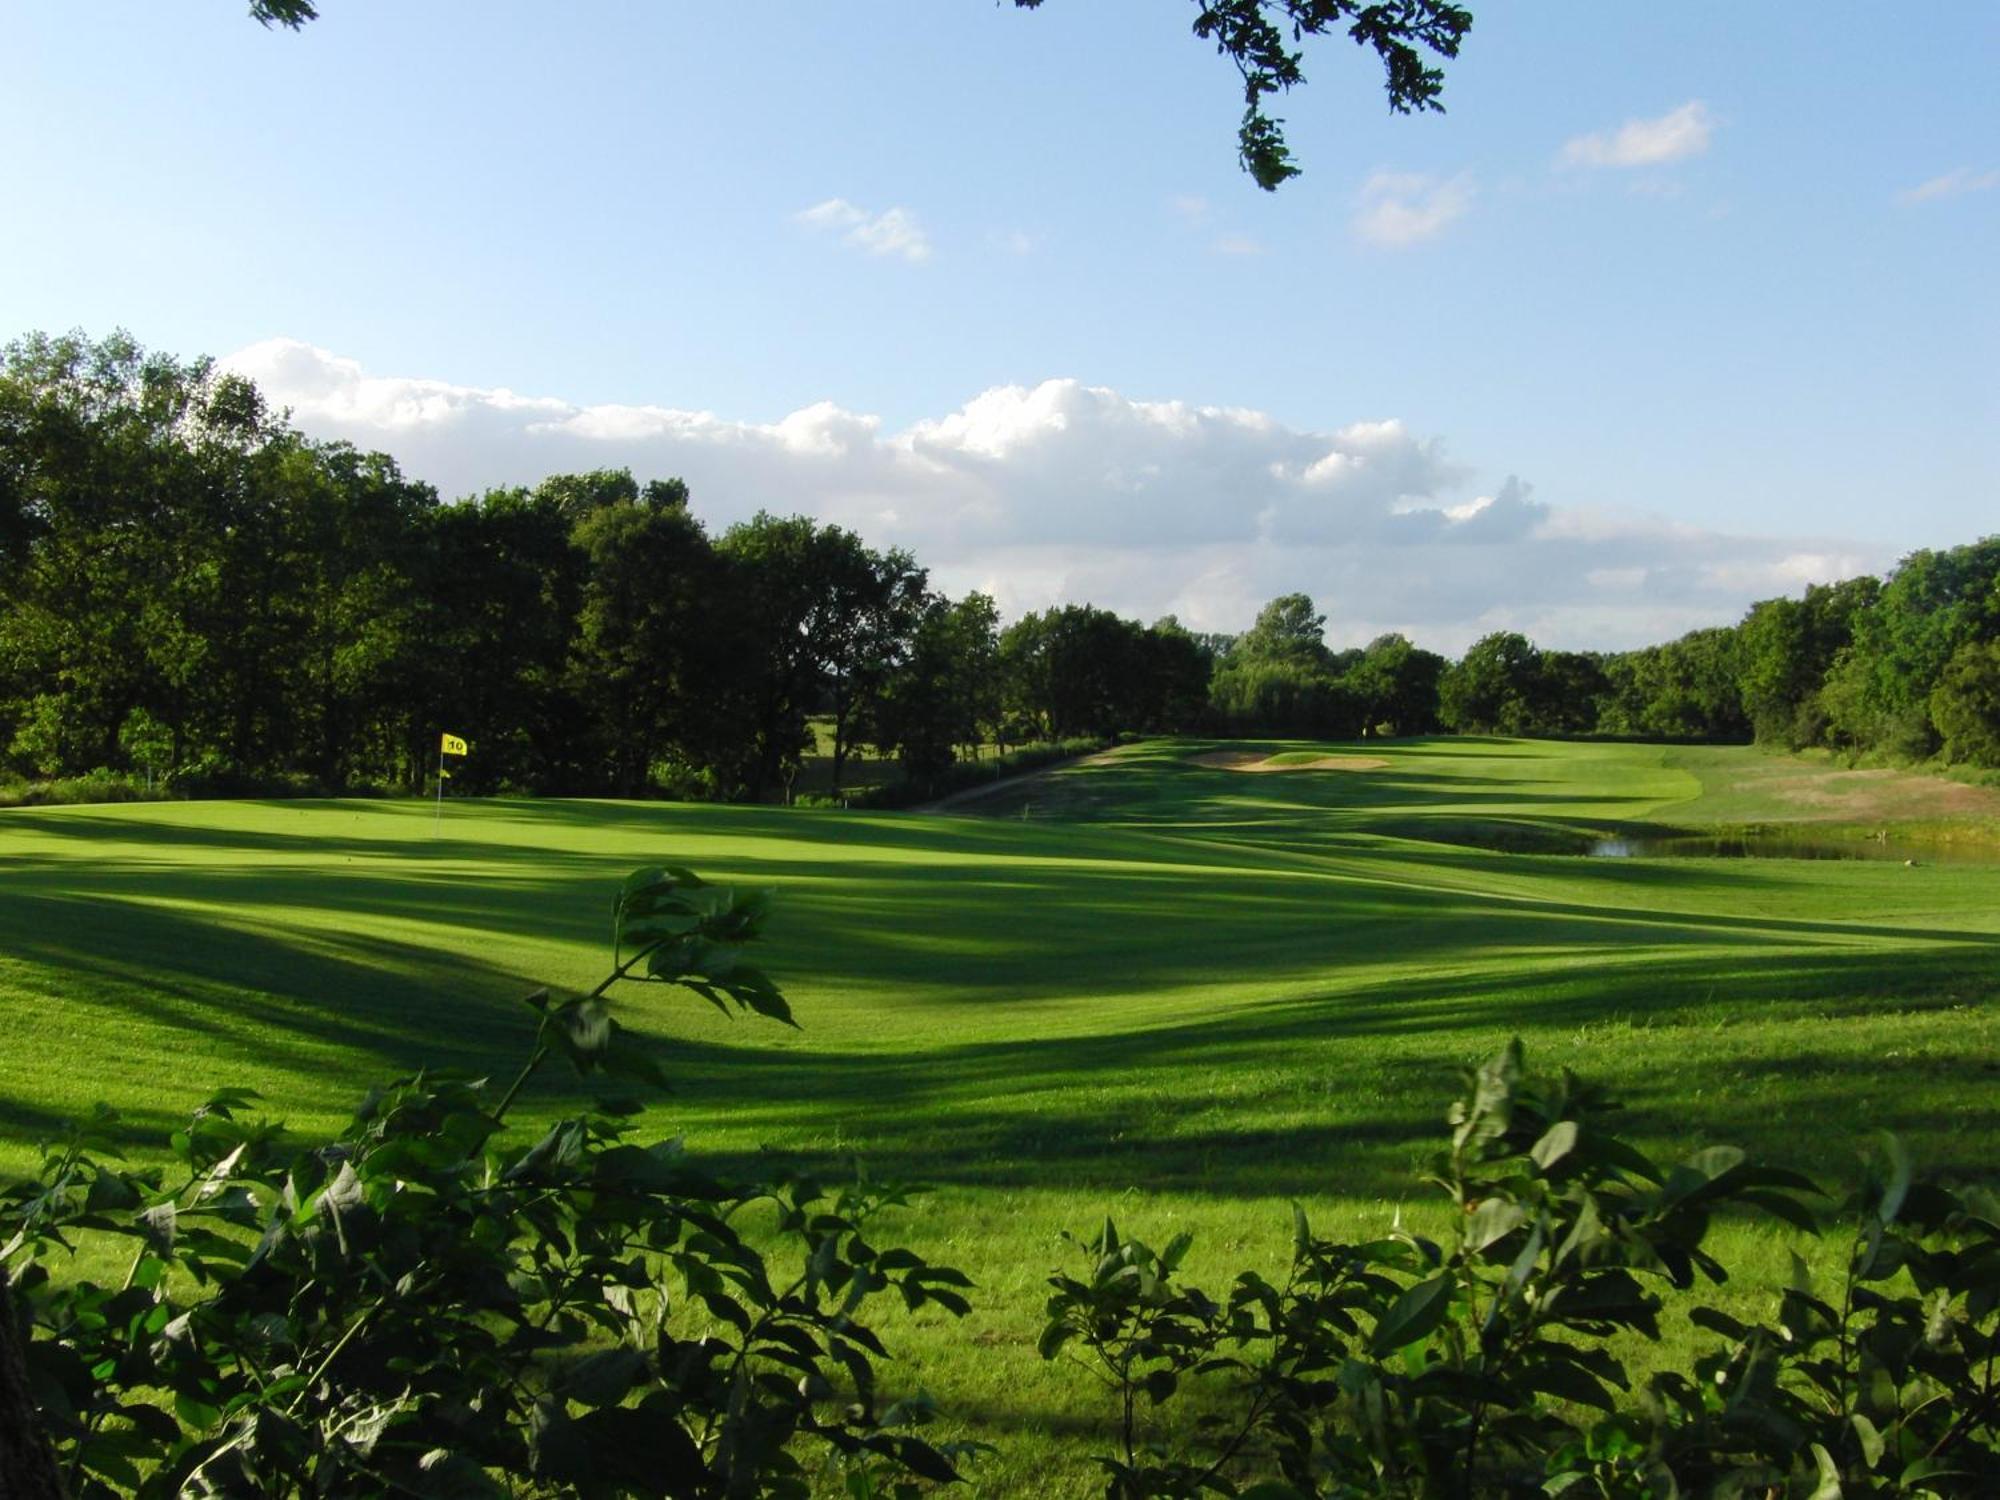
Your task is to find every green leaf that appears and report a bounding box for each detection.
[1370,1273,1454,1356]
[1452,1039,1523,1152]
[1850,1412,1884,1469]
[1465,1197,1526,1254]
[1529,1119,1579,1171]
[173,1391,223,1430]
[1682,1144,1746,1184]
[1806,1443,1842,1500]
[1873,1132,1911,1226]
[1520,1356,1614,1412]
[600,1036,671,1091]
[559,1347,648,1409]
[1734,1187,1819,1234]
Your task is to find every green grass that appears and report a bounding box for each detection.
[3,736,1998,1494]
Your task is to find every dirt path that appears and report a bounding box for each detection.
[911,748,1120,813]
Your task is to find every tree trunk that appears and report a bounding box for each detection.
[0,1268,67,1500]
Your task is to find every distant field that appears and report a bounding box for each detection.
[4,736,1997,1494]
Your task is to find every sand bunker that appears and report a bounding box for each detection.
[1190,750,1389,773]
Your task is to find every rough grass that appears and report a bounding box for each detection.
[1662,743,2000,830]
[2,735,1997,1494]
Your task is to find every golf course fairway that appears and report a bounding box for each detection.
[4,736,1997,1493]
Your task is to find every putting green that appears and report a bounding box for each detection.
[3,736,1996,1493]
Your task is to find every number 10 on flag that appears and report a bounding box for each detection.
[435,732,469,833]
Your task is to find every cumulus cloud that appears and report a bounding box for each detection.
[220,337,1881,654]
[1560,101,1714,169]
[1353,171,1474,247]
[1900,167,1998,203]
[795,198,932,262]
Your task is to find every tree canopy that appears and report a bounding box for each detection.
[1039,0,1478,190]
[249,1,1473,190]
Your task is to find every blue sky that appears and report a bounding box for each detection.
[4,2,1995,650]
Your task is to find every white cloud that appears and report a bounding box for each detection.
[1169,194,1211,224]
[795,197,932,262]
[1560,101,1714,169]
[1900,167,1999,203]
[1212,234,1264,256]
[1353,171,1474,247]
[220,337,1883,654]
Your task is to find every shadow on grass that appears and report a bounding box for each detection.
[645,940,2000,1199]
[4,794,1996,1202]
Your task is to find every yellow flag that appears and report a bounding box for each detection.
[440,733,469,756]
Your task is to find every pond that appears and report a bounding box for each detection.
[1402,819,2000,864]
[1586,832,2000,864]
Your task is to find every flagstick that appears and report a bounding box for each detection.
[434,742,444,836]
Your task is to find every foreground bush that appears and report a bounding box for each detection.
[0,867,970,1498]
[1045,1043,2000,1497]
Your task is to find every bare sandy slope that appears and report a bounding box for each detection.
[1667,746,2000,826]
[1188,750,1390,773]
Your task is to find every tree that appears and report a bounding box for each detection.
[711,514,928,801]
[569,479,725,797]
[1931,639,2000,766]
[870,592,1001,786]
[1533,649,1609,736]
[1136,618,1216,733]
[814,542,929,794]
[253,2,1473,192]
[1235,592,1333,668]
[1210,657,1363,737]
[1439,631,1539,735]
[1827,539,2000,758]
[1210,593,1357,735]
[1042,605,1145,738]
[1343,632,1445,735]
[405,485,587,793]
[0,330,296,781]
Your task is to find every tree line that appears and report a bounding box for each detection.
[0,332,1208,801]
[1432,549,1999,766]
[4,331,1996,800]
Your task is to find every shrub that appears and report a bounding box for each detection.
[1044,1042,2000,1497]
[1,866,972,1499]
[165,756,330,799]
[854,738,1108,810]
[0,769,160,808]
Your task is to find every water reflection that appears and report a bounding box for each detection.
[1403,820,1997,864]
[1587,833,1996,864]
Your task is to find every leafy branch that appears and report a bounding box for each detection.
[0,865,971,1499]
